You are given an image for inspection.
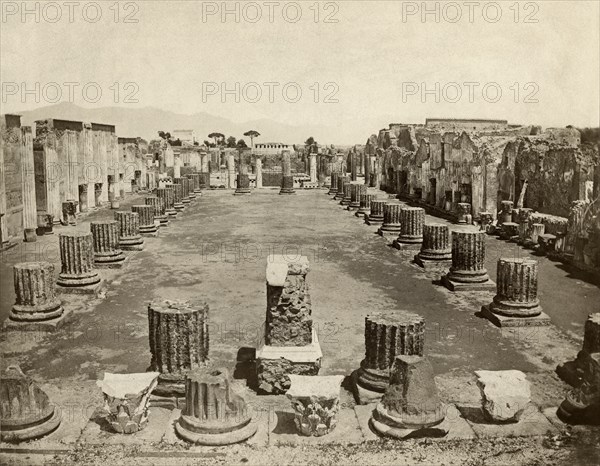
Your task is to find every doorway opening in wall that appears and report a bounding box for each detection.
[414,187,423,201]
[444,190,453,211]
[399,170,408,196]
[461,183,472,204]
[429,178,437,205]
[94,183,102,206]
[387,167,395,193]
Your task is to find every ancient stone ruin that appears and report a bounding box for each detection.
[441,231,495,291]
[56,231,102,294]
[91,221,126,269]
[114,211,144,251]
[414,224,452,270]
[255,255,322,394]
[131,205,158,237]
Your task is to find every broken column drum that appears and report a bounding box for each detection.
[0,366,62,442]
[190,173,201,193]
[457,203,471,224]
[396,207,425,244]
[442,231,494,291]
[328,172,339,195]
[114,211,144,251]
[235,173,251,195]
[355,312,425,404]
[479,212,494,232]
[415,224,452,265]
[340,182,352,206]
[184,176,196,199]
[132,205,158,236]
[499,200,514,226]
[528,223,545,247]
[157,186,177,218]
[487,258,543,317]
[280,175,295,195]
[199,172,210,189]
[145,196,168,227]
[91,221,126,268]
[256,256,322,394]
[517,208,533,243]
[4,262,70,330]
[348,184,367,211]
[172,183,185,212]
[366,199,387,225]
[175,368,257,445]
[62,200,78,225]
[56,231,102,293]
[378,202,403,236]
[356,193,376,218]
[334,176,348,200]
[147,300,210,398]
[175,178,190,205]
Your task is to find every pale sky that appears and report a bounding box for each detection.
[1,1,599,137]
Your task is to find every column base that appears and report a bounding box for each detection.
[0,406,62,442]
[188,193,197,199]
[370,404,447,440]
[56,277,102,295]
[365,215,383,226]
[157,216,169,227]
[340,198,351,206]
[140,225,159,237]
[413,254,453,271]
[480,305,551,328]
[193,189,202,194]
[167,209,178,219]
[174,203,185,212]
[347,203,360,211]
[327,189,337,195]
[441,274,495,292]
[234,188,251,195]
[256,330,322,395]
[378,225,402,237]
[279,189,296,195]
[355,209,370,218]
[175,416,257,446]
[182,198,191,205]
[392,238,422,250]
[94,252,128,269]
[24,228,37,242]
[353,366,388,405]
[333,192,344,200]
[120,236,144,251]
[4,308,73,332]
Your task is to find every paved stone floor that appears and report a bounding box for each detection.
[1,188,599,463]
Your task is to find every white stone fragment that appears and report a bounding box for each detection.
[475,370,531,422]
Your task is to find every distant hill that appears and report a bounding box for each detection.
[15,102,390,146]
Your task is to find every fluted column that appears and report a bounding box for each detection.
[395,207,425,244]
[489,258,542,317]
[57,231,101,293]
[21,127,37,242]
[309,155,317,183]
[235,173,251,195]
[348,184,366,211]
[378,202,402,236]
[114,211,144,251]
[255,159,263,188]
[334,176,348,200]
[172,183,185,212]
[132,205,158,236]
[355,312,424,401]
[416,224,452,262]
[174,155,181,179]
[4,262,69,329]
[328,172,339,195]
[175,367,256,445]
[0,366,62,441]
[91,221,126,268]
[147,300,209,397]
[366,199,387,225]
[201,153,209,173]
[190,174,201,193]
[146,196,168,227]
[517,208,533,243]
[356,193,376,218]
[443,231,494,290]
[340,182,353,206]
[226,154,236,189]
[157,186,177,218]
[529,223,545,247]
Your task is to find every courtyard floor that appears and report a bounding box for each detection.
[1,188,599,465]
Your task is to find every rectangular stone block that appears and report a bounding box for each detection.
[480,305,551,328]
[441,275,495,292]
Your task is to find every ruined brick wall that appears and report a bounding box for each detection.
[1,123,24,239]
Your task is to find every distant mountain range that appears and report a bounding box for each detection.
[14,102,390,146]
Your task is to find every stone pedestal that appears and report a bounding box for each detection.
[114,211,144,251]
[91,221,126,268]
[199,172,210,190]
[356,193,376,218]
[348,184,366,211]
[173,183,185,212]
[132,205,158,237]
[190,173,202,194]
[457,203,471,224]
[414,224,452,269]
[537,233,557,255]
[370,356,446,439]
[393,207,425,249]
[62,200,78,225]
[526,223,545,248]
[475,370,531,423]
[4,262,71,331]
[334,176,348,200]
[517,208,533,244]
[145,196,168,227]
[255,160,263,188]
[442,231,495,291]
[499,222,519,241]
[366,199,387,225]
[157,186,177,219]
[148,300,210,403]
[340,182,352,206]
[481,258,550,327]
[183,177,194,202]
[355,312,424,404]
[498,201,513,226]
[287,375,344,436]
[235,173,251,195]
[0,366,62,442]
[97,372,160,434]
[174,178,190,205]
[479,212,494,233]
[56,231,102,294]
[378,202,402,237]
[256,256,321,394]
[175,368,257,445]
[328,172,339,195]
[279,175,296,195]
